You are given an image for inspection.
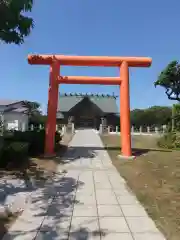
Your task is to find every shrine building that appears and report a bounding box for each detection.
[56,93,119,129]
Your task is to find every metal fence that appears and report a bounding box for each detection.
[108,125,167,135]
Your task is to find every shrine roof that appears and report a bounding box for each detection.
[57,93,118,115]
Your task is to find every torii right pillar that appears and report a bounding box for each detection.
[120,61,132,158]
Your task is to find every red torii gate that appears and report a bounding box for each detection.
[27,55,152,158]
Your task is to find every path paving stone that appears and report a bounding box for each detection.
[99,216,130,233]
[73,205,97,217]
[117,195,140,205]
[133,233,166,240]
[101,233,133,240]
[3,232,38,240]
[70,216,99,231]
[3,129,166,239]
[9,214,45,232]
[69,232,100,240]
[36,231,69,240]
[97,205,123,217]
[114,187,133,196]
[126,216,160,233]
[121,204,148,217]
[96,189,118,205]
[40,216,71,232]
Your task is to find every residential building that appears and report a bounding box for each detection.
[0,100,29,131]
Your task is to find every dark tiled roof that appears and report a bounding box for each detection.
[0,100,21,106]
[0,100,29,113]
[12,107,28,113]
[57,93,118,114]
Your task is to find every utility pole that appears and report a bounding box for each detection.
[0,112,4,136]
[172,104,175,131]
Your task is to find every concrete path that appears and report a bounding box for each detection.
[3,129,166,240]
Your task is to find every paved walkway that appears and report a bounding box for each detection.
[3,129,166,240]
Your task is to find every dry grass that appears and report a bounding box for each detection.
[101,134,180,240]
[30,132,74,174]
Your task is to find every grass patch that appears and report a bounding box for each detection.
[101,134,180,240]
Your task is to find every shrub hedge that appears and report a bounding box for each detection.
[0,130,62,167]
[4,130,62,155]
[0,141,29,168]
[157,132,180,149]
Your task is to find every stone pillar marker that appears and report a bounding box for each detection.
[116,126,118,133]
[147,126,150,133]
[72,123,75,134]
[99,124,102,134]
[139,126,142,134]
[64,125,66,134]
[163,125,167,133]
[22,122,26,132]
[131,126,134,133]
[61,125,65,135]
[155,127,158,134]
[108,126,110,133]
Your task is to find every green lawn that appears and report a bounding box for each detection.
[101,134,180,240]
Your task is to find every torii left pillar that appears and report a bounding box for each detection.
[45,61,60,156]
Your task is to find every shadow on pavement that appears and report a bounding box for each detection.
[3,173,108,239]
[55,145,172,164]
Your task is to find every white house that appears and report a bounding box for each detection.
[0,100,29,131]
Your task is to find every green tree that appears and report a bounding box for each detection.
[22,101,47,125]
[154,61,180,130]
[0,0,34,44]
[130,106,171,128]
[146,106,172,126]
[154,60,180,101]
[23,101,41,115]
[130,109,145,128]
[29,114,47,125]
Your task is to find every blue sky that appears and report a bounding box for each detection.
[0,0,179,113]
